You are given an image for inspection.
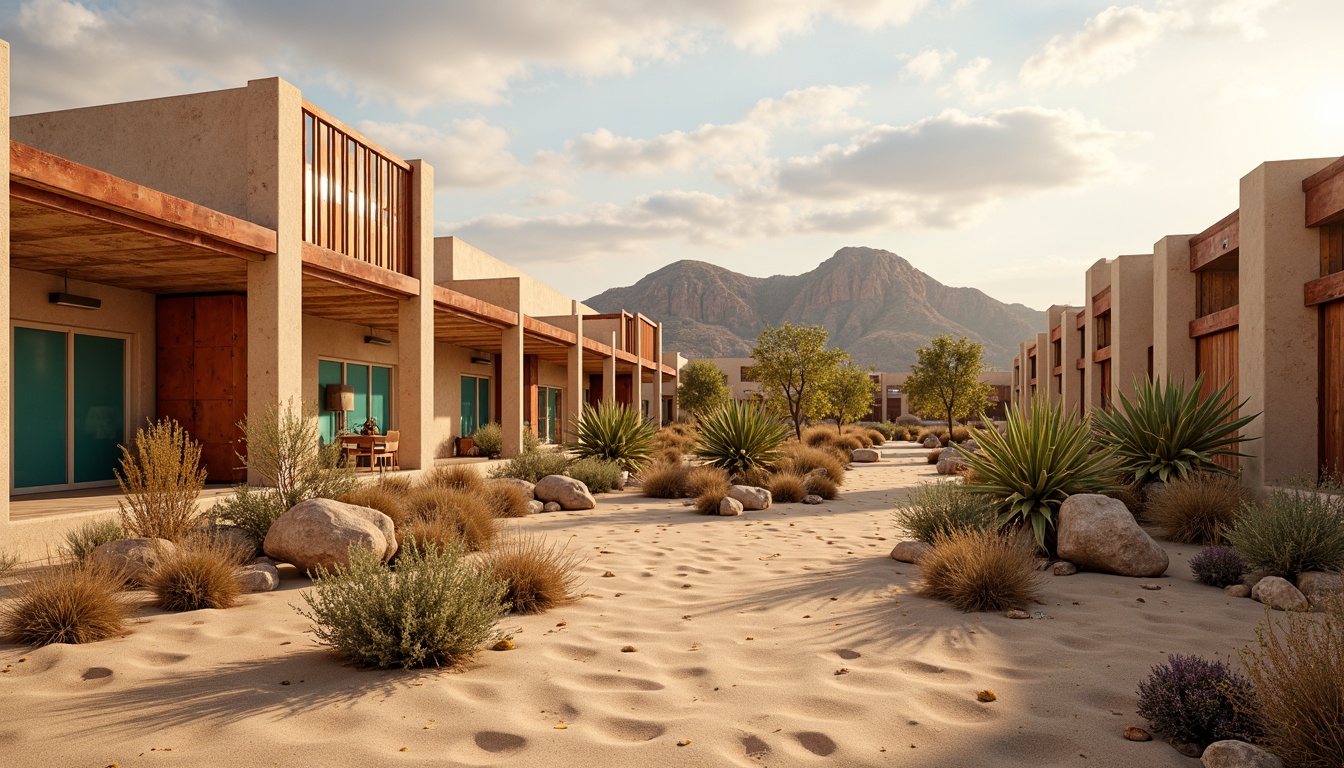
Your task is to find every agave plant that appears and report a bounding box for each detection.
[695,401,791,478]
[1091,375,1259,485]
[567,402,657,471]
[962,397,1116,550]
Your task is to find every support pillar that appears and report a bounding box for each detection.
[1152,235,1197,386]
[397,159,435,469]
[501,324,524,457]
[564,305,584,432]
[0,41,10,524]
[603,331,617,404]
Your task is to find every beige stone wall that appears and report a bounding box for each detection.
[1112,253,1154,401]
[301,313,401,409]
[1083,258,1112,411]
[1152,234,1197,386]
[435,237,597,316]
[432,343,494,457]
[0,40,9,523]
[1058,309,1084,418]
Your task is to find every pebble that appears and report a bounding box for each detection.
[1140,584,1161,591]
[1052,561,1078,576]
[620,645,638,653]
[976,690,997,702]
[1224,584,1251,598]
[1006,610,1031,619]
[1123,726,1151,742]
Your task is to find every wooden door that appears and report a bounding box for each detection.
[1323,300,1344,478]
[1196,328,1240,471]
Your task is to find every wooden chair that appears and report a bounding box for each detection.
[341,434,376,472]
[374,430,400,473]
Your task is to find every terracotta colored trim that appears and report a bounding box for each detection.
[301,101,411,171]
[1050,325,1062,342]
[1305,272,1344,307]
[583,313,629,321]
[1028,377,1037,386]
[1092,286,1111,316]
[1052,365,1063,376]
[432,284,518,328]
[1076,312,1087,329]
[1075,357,1086,370]
[10,141,276,256]
[1190,211,1240,271]
[1189,304,1239,338]
[582,337,613,357]
[522,315,577,346]
[1093,346,1112,363]
[1027,344,1037,356]
[661,363,677,377]
[1305,160,1344,227]
[614,350,638,365]
[301,241,419,297]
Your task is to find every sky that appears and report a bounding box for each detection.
[3,0,1343,310]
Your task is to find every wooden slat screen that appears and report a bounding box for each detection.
[1196,328,1240,471]
[1323,223,1344,277]
[303,108,411,275]
[1197,269,1239,317]
[640,320,656,361]
[624,316,637,355]
[1323,300,1344,478]
[1098,360,1112,412]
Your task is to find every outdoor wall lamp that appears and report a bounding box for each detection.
[49,274,101,310]
[364,325,392,346]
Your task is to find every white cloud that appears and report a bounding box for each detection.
[936,57,1007,104]
[17,0,101,47]
[1020,0,1285,87]
[901,47,957,81]
[356,118,527,189]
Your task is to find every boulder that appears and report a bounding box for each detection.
[1241,570,1269,589]
[496,478,536,500]
[263,498,397,574]
[890,540,933,564]
[960,439,979,451]
[719,497,744,516]
[91,538,176,584]
[1052,561,1077,576]
[801,495,823,505]
[936,446,968,475]
[1224,584,1251,598]
[206,524,260,557]
[525,500,545,515]
[1200,740,1284,768]
[237,562,280,593]
[727,485,771,511]
[534,475,596,510]
[1251,576,1309,612]
[543,501,562,513]
[922,436,940,449]
[616,471,629,491]
[1057,494,1169,577]
[851,448,880,463]
[1296,571,1343,608]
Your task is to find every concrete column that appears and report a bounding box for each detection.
[500,323,524,457]
[1083,260,1107,412]
[396,159,435,469]
[1239,158,1334,488]
[1034,331,1048,407]
[603,331,617,404]
[1153,235,1197,386]
[1113,254,1154,400]
[244,78,305,485]
[0,40,10,525]
[564,304,584,432]
[1059,309,1083,418]
[632,317,644,417]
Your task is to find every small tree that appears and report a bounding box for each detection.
[117,418,207,541]
[750,323,847,440]
[904,335,993,437]
[677,360,731,420]
[827,363,879,432]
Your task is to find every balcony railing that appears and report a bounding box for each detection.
[303,103,411,275]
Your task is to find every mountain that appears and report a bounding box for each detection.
[586,247,1044,370]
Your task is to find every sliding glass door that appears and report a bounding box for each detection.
[461,375,490,437]
[316,359,392,444]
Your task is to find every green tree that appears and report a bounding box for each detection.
[904,335,993,437]
[676,360,731,420]
[826,363,878,432]
[750,323,847,440]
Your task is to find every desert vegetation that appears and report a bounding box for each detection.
[916,528,1043,612]
[116,418,208,542]
[0,561,131,647]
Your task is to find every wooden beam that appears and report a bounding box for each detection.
[522,315,576,346]
[1305,157,1344,227]
[1076,312,1087,329]
[10,142,276,256]
[301,101,411,172]
[1189,210,1240,271]
[433,284,517,328]
[1305,272,1344,307]
[1189,304,1239,338]
[1093,346,1112,363]
[301,242,419,297]
[1091,285,1111,316]
[1051,365,1063,376]
[1050,325,1062,342]
[1076,357,1086,370]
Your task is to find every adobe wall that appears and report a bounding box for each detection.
[1152,234,1197,386]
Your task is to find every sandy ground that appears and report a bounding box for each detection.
[0,443,1275,768]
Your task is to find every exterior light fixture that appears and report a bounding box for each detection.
[364,325,391,346]
[471,355,491,365]
[49,273,101,310]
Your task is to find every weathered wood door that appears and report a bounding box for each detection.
[1323,300,1344,478]
[1196,328,1239,471]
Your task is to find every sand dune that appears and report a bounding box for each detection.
[0,443,1270,767]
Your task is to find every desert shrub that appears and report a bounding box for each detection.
[654,425,698,453]
[927,447,943,465]
[522,428,542,454]
[295,539,506,668]
[566,457,622,494]
[1147,473,1254,544]
[406,487,498,552]
[917,427,949,446]
[1093,375,1258,485]
[779,444,847,485]
[0,561,131,646]
[895,482,997,543]
[696,402,790,477]
[694,473,733,515]
[482,534,583,614]
[337,484,411,530]
[802,425,837,448]
[116,418,208,542]
[685,465,731,499]
[834,434,864,453]
[1188,546,1247,588]
[420,465,484,492]
[962,398,1115,550]
[1226,488,1344,579]
[917,529,1043,612]
[376,475,415,496]
[654,446,684,464]
[767,472,807,503]
[950,425,970,444]
[1105,485,1145,517]
[865,422,897,440]
[733,466,772,488]
[865,428,888,445]
[481,480,532,518]
[957,466,983,484]
[0,550,18,577]
[145,535,247,612]
[896,414,922,427]
[804,473,839,500]
[1239,596,1344,768]
[1136,654,1258,746]
[639,461,690,498]
[470,422,503,458]
[243,399,356,508]
[211,486,287,545]
[487,450,572,484]
[569,402,656,471]
[61,518,126,562]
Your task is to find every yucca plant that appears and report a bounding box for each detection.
[567,401,657,471]
[1091,375,1259,485]
[695,401,790,478]
[962,397,1116,550]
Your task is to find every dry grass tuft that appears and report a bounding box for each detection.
[927,447,944,465]
[482,534,583,614]
[145,535,248,612]
[406,487,498,552]
[117,418,207,542]
[804,473,839,500]
[654,446,684,464]
[61,518,126,562]
[767,472,808,503]
[419,465,485,492]
[732,466,772,488]
[338,484,411,530]
[653,425,698,454]
[481,480,533,518]
[685,465,731,499]
[835,435,864,453]
[1146,473,1255,543]
[917,529,1044,612]
[0,561,131,646]
[779,444,846,485]
[802,425,838,448]
[639,461,690,498]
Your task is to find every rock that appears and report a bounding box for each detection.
[960,439,979,451]
[1173,741,1204,758]
[1241,570,1269,588]
[496,478,536,499]
[1296,571,1343,608]
[625,474,642,487]
[890,540,933,563]
[236,562,280,593]
[1224,584,1251,598]
[525,500,544,515]
[90,538,176,584]
[534,475,596,510]
[719,497,744,516]
[801,494,823,505]
[1006,610,1031,619]
[727,485,771,511]
[851,448,880,463]
[615,471,629,491]
[542,501,563,513]
[1251,576,1309,612]
[1056,494,1169,577]
[207,524,260,557]
[1123,727,1151,742]
[1052,561,1077,576]
[1200,740,1283,768]
[263,498,397,574]
[922,436,940,449]
[936,446,969,475]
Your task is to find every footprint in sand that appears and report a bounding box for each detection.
[835,649,861,660]
[80,667,113,681]
[795,731,838,756]
[741,735,771,759]
[473,731,527,754]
